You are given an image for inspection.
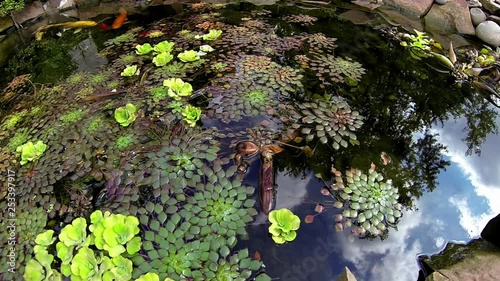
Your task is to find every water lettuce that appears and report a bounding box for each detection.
[120,65,140,77]
[153,52,174,67]
[154,40,175,53]
[135,43,153,55]
[114,103,137,127]
[201,29,222,41]
[16,140,47,165]
[177,50,200,62]
[182,105,201,127]
[268,208,300,244]
[163,78,193,100]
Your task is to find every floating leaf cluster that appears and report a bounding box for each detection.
[283,14,318,26]
[288,99,363,149]
[0,206,47,279]
[331,165,403,237]
[308,54,366,85]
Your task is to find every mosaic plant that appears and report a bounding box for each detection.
[0,206,47,279]
[308,54,366,85]
[288,99,363,149]
[331,165,403,237]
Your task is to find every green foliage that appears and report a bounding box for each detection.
[90,72,110,85]
[24,210,141,281]
[168,101,184,114]
[199,29,223,41]
[114,103,137,127]
[268,209,300,244]
[7,128,30,152]
[154,40,175,53]
[332,166,403,237]
[16,140,47,165]
[149,86,169,103]
[401,30,435,60]
[86,118,102,133]
[153,52,174,67]
[177,50,201,62]
[59,109,87,125]
[163,78,193,100]
[115,134,136,150]
[182,105,202,127]
[136,43,154,55]
[104,33,136,46]
[1,111,26,129]
[121,65,140,77]
[0,0,25,17]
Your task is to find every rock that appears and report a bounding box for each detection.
[383,0,434,17]
[479,0,500,14]
[471,7,487,25]
[337,267,357,281]
[481,213,500,248]
[421,239,500,281]
[435,0,448,4]
[12,1,45,25]
[0,16,13,33]
[338,10,374,25]
[476,20,500,46]
[424,0,476,35]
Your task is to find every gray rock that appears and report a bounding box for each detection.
[479,0,500,13]
[383,0,434,17]
[435,0,448,4]
[424,0,476,35]
[471,7,487,25]
[476,20,500,46]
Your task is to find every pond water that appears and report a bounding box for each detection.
[0,2,499,281]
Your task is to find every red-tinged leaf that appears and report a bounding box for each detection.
[314,204,325,213]
[254,251,261,261]
[321,188,330,196]
[305,215,315,224]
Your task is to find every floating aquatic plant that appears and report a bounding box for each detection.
[114,103,137,127]
[331,165,403,237]
[199,29,223,41]
[121,65,140,77]
[115,134,136,150]
[104,33,136,46]
[283,14,318,26]
[24,210,141,281]
[0,206,47,279]
[154,40,175,53]
[289,99,363,149]
[153,52,174,67]
[16,141,47,165]
[59,108,87,125]
[301,33,338,53]
[136,43,154,55]
[182,105,202,127]
[163,78,193,100]
[309,54,366,85]
[7,128,30,152]
[178,50,201,62]
[268,208,301,244]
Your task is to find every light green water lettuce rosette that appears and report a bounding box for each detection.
[163,78,193,100]
[268,208,301,244]
[182,105,201,127]
[16,140,47,165]
[114,103,137,127]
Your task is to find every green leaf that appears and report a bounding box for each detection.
[135,43,153,55]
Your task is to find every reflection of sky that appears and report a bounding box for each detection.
[254,114,499,281]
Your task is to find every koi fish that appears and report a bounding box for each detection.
[112,8,127,29]
[98,23,110,30]
[35,21,97,40]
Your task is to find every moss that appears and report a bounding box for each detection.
[89,71,110,85]
[59,108,87,125]
[1,111,26,130]
[86,118,102,134]
[66,73,85,85]
[76,87,94,99]
[115,134,135,150]
[107,80,120,89]
[7,129,30,152]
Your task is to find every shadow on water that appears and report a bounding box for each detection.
[0,2,498,281]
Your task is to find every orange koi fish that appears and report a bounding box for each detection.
[112,8,127,29]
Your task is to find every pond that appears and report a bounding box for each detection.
[0,2,499,281]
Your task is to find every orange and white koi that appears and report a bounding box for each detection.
[111,8,127,29]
